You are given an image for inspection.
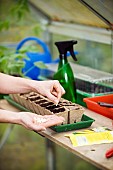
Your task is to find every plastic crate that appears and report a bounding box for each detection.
[83,94,113,119]
[76,89,113,107]
[40,63,113,93]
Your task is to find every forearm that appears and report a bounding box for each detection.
[0,109,65,132]
[0,109,21,124]
[0,73,37,94]
[0,72,65,104]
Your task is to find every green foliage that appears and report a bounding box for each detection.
[0,44,48,77]
[0,0,29,31]
[18,44,41,53]
[0,0,47,78]
[0,0,29,76]
[0,46,28,76]
[10,0,29,21]
[0,20,10,31]
[34,61,47,69]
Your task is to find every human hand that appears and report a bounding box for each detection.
[0,73,65,104]
[33,80,65,105]
[19,112,65,132]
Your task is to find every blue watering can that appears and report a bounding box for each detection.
[16,36,78,80]
[16,36,53,80]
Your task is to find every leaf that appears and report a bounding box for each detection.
[0,57,7,63]
[0,46,9,56]
[8,61,25,69]
[10,0,29,21]
[11,53,29,60]
[28,45,39,52]
[0,20,10,31]
[0,59,7,72]
[18,44,39,53]
[7,61,25,76]
[17,45,31,53]
[33,24,41,35]
[0,46,8,51]
[34,61,48,69]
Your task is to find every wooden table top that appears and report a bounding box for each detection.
[0,99,113,170]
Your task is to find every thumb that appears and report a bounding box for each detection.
[33,124,46,132]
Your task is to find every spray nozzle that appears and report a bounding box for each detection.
[55,40,78,61]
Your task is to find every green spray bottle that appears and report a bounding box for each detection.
[53,40,78,103]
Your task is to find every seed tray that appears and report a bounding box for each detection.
[9,92,84,125]
[51,114,95,132]
[4,96,94,132]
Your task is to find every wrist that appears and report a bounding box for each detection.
[27,79,42,93]
[0,109,21,125]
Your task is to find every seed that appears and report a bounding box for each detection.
[34,117,47,123]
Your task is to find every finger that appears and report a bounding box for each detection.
[53,82,62,102]
[60,85,65,95]
[44,115,64,121]
[41,119,63,127]
[53,81,65,99]
[52,86,65,96]
[51,91,58,97]
[32,124,46,132]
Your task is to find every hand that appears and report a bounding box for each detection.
[33,80,65,105]
[0,73,65,105]
[19,112,65,132]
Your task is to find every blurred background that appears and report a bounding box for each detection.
[0,0,112,170]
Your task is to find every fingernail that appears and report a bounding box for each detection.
[43,128,46,131]
[55,101,58,106]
